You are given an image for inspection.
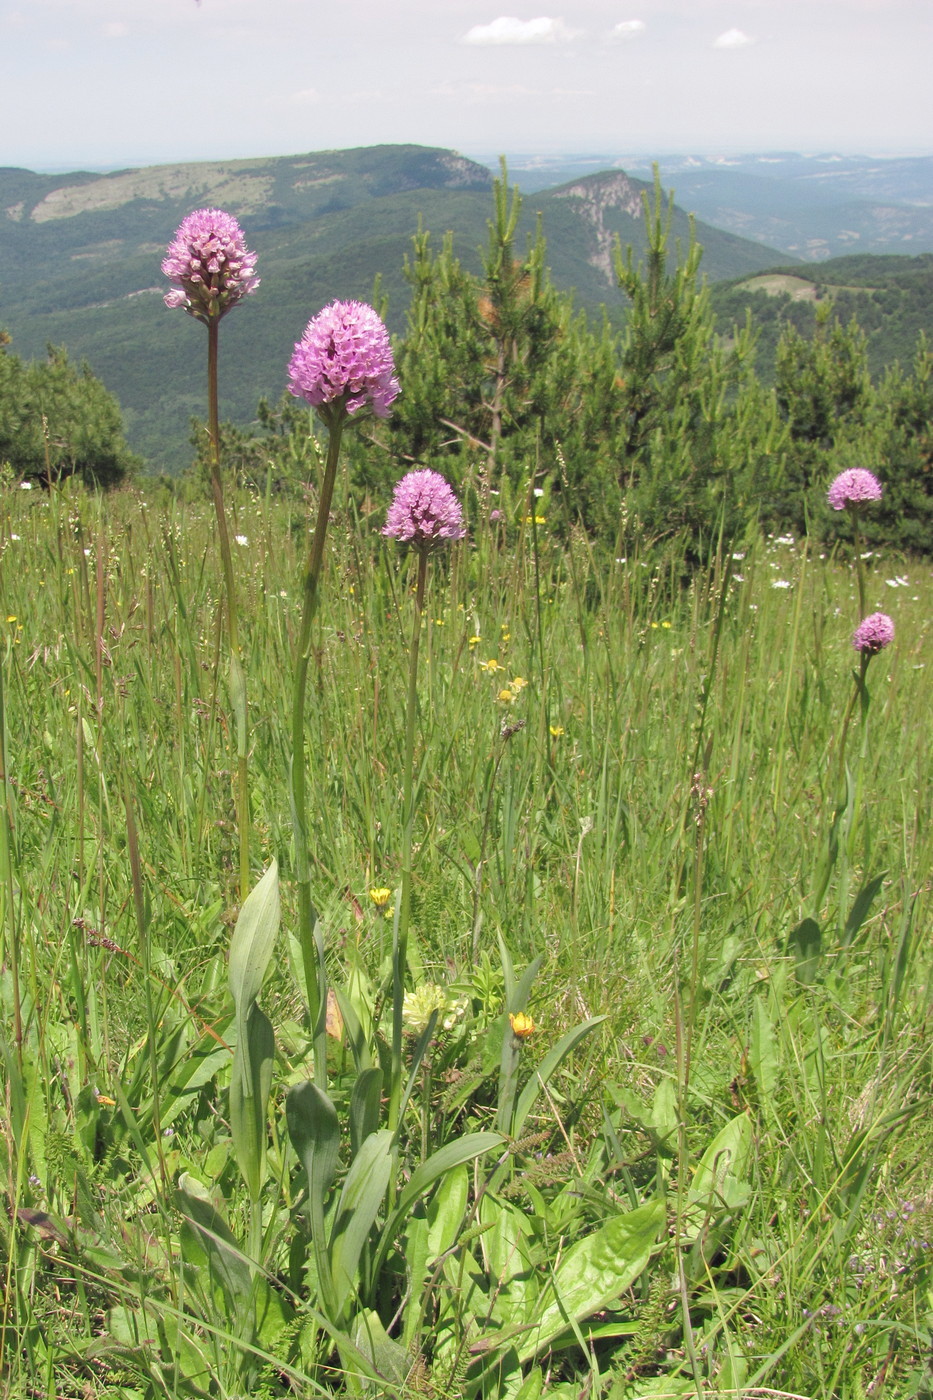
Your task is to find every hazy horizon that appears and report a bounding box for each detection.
[12,144,933,181]
[2,1,931,173]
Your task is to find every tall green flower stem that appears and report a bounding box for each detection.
[206,316,250,904]
[0,643,21,1059]
[835,651,873,911]
[835,652,870,801]
[852,508,869,620]
[290,407,345,1085]
[389,545,429,1133]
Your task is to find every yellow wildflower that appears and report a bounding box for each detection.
[369,886,392,911]
[469,635,482,649]
[509,1011,535,1039]
[524,515,546,525]
[509,676,527,692]
[549,724,564,738]
[498,687,515,703]
[479,658,501,672]
[661,620,672,629]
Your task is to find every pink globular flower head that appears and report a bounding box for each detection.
[383,470,466,551]
[852,612,895,655]
[287,300,399,422]
[162,208,259,322]
[827,468,883,511]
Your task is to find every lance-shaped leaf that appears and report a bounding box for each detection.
[330,1128,394,1319]
[228,860,280,1095]
[286,1081,340,1318]
[229,1003,275,1202]
[517,1198,665,1363]
[512,1016,607,1138]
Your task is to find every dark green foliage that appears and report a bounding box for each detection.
[771,308,872,531]
[766,307,932,552]
[840,338,933,555]
[611,178,786,548]
[710,253,933,382]
[0,337,139,487]
[384,163,627,536]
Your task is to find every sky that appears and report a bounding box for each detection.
[2,0,931,172]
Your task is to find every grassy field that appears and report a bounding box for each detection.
[0,474,930,1400]
[732,275,879,301]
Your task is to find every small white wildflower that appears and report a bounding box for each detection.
[615,557,627,564]
[860,550,874,560]
[732,573,745,582]
[10,533,20,541]
[731,551,745,560]
[20,481,33,490]
[775,534,795,546]
[885,575,909,588]
[234,534,249,547]
[84,548,91,557]
[533,487,544,498]
[772,579,791,589]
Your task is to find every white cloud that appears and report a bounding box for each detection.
[461,16,581,46]
[713,27,755,49]
[610,20,646,40]
[289,88,322,105]
[101,21,128,38]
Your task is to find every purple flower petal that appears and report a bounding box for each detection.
[828,468,883,511]
[162,208,259,322]
[287,300,399,419]
[383,470,465,550]
[852,612,894,654]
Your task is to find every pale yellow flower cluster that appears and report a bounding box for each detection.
[402,983,469,1035]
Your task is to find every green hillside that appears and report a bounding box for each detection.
[711,252,933,380]
[1,145,790,473]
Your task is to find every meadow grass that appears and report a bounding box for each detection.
[0,476,930,1400]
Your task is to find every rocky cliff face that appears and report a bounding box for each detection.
[552,171,646,281]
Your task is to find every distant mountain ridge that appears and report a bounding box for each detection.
[0,143,790,473]
[489,151,933,261]
[1,146,492,225]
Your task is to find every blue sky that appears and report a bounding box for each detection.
[2,0,931,171]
